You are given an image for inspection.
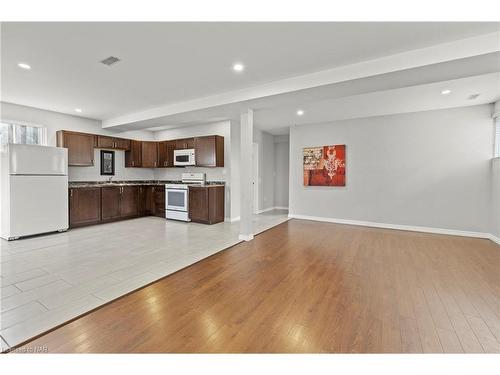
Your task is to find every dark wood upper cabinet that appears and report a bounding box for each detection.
[195,135,224,167]
[56,130,95,166]
[125,140,142,167]
[69,187,101,227]
[58,129,224,169]
[141,141,158,168]
[97,135,115,149]
[97,136,131,151]
[158,140,176,167]
[189,185,224,224]
[101,187,122,220]
[120,186,139,218]
[176,138,194,150]
[114,138,131,151]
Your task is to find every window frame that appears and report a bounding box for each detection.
[0,119,48,146]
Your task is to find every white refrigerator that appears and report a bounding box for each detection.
[1,144,69,240]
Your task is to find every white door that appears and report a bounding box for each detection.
[252,142,259,214]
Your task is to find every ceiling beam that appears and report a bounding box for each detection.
[102,31,500,129]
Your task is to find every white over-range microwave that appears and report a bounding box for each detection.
[174,148,195,166]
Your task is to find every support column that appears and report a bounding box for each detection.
[239,109,254,241]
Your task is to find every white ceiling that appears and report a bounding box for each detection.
[1,22,499,135]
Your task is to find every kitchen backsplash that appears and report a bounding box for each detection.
[68,149,155,181]
[153,166,227,182]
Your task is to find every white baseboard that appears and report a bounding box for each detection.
[288,213,497,242]
[238,234,254,242]
[257,206,289,214]
[225,216,240,223]
[489,234,500,245]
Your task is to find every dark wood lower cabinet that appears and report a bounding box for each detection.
[189,186,224,224]
[70,184,166,228]
[69,187,101,227]
[70,184,225,228]
[120,186,139,218]
[101,187,121,221]
[153,185,165,217]
[139,186,154,216]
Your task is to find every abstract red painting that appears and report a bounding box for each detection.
[303,145,346,186]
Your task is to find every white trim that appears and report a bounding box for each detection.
[257,206,289,214]
[288,213,496,242]
[489,234,500,245]
[238,234,254,242]
[226,216,240,223]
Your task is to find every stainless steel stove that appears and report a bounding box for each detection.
[165,172,206,221]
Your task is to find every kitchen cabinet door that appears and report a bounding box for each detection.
[158,141,176,167]
[120,186,139,218]
[176,138,194,150]
[195,136,224,167]
[188,186,209,223]
[157,141,168,167]
[141,141,158,168]
[57,131,95,166]
[153,185,166,217]
[125,140,142,167]
[114,138,131,151]
[101,187,121,220]
[97,135,115,149]
[69,187,101,227]
[189,186,225,224]
[139,185,154,216]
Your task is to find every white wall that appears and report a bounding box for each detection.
[253,128,275,211]
[491,158,500,239]
[289,105,494,234]
[153,121,232,219]
[274,135,289,208]
[1,102,155,181]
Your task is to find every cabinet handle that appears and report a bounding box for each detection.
[132,161,134,166]
[113,141,116,148]
[70,189,73,197]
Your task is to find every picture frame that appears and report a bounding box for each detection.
[100,150,115,175]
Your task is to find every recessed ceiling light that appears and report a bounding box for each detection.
[232,63,244,72]
[296,109,304,116]
[17,62,31,70]
[441,89,452,95]
[75,108,82,113]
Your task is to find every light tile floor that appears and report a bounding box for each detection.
[0,210,289,350]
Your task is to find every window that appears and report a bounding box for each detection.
[0,121,47,146]
[495,118,500,158]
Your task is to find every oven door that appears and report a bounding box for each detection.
[166,188,188,212]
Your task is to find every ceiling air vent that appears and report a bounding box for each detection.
[100,56,121,66]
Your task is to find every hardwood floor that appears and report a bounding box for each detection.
[15,219,500,353]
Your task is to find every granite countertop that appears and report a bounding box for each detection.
[69,180,225,188]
